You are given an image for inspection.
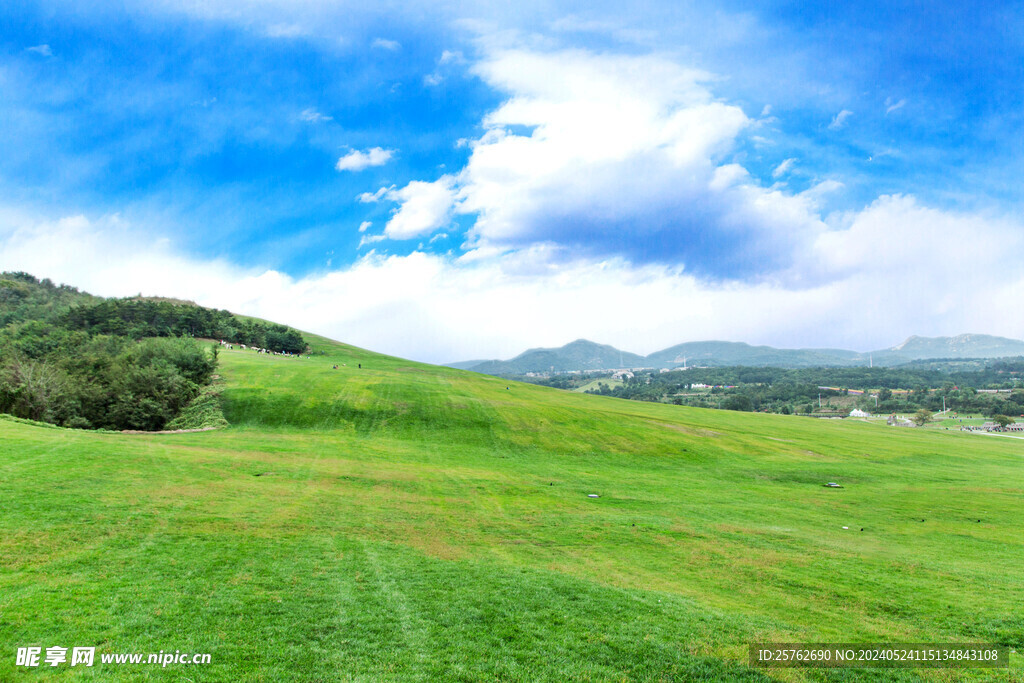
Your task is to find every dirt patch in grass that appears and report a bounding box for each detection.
[650,421,720,438]
[120,427,221,434]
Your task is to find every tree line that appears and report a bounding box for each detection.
[60,299,306,354]
[527,363,1024,418]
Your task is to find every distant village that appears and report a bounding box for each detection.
[520,360,1024,429]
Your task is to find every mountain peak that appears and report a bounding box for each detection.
[564,338,602,347]
[887,334,1024,359]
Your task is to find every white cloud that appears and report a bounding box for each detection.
[828,109,853,130]
[6,43,1020,364]
[810,195,1015,281]
[885,98,906,115]
[26,44,53,57]
[2,208,1021,365]
[335,147,394,171]
[0,214,246,309]
[357,186,393,203]
[799,179,844,200]
[358,233,386,247]
[424,49,465,87]
[265,23,305,38]
[458,49,747,249]
[772,157,796,178]
[372,38,401,51]
[385,47,827,277]
[383,177,457,240]
[439,50,464,64]
[300,108,332,123]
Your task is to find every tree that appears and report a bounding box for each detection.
[721,395,753,412]
[910,409,933,427]
[0,357,69,422]
[992,415,1015,429]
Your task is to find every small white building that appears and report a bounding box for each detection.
[849,408,871,418]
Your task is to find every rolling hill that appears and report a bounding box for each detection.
[871,334,1024,364]
[643,340,864,369]
[1,324,1022,680]
[466,339,646,375]
[452,334,1024,374]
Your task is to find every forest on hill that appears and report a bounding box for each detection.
[0,272,306,430]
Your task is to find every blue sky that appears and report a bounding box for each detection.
[2,1,1023,362]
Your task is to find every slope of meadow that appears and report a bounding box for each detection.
[1,332,1021,681]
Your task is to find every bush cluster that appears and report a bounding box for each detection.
[0,330,216,430]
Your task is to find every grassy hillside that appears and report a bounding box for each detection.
[1,331,1022,681]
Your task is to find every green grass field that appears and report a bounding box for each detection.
[572,377,624,393]
[1,333,1022,681]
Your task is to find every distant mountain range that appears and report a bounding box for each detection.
[447,334,1024,375]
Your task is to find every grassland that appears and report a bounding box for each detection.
[1,333,1022,681]
[573,377,624,393]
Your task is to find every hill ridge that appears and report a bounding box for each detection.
[450,333,1024,374]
